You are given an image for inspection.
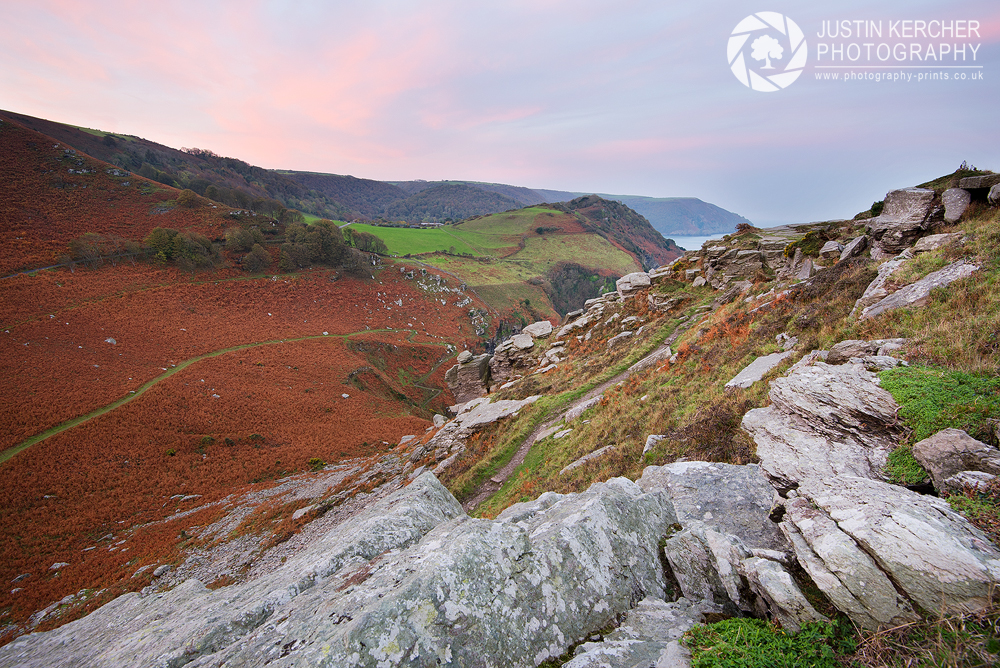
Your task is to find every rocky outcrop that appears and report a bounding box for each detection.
[958,174,1000,190]
[867,188,940,258]
[913,232,963,253]
[445,352,491,404]
[942,188,971,223]
[850,250,912,317]
[724,351,793,390]
[741,360,904,491]
[839,235,868,261]
[1,474,682,668]
[521,320,553,338]
[911,428,1000,493]
[859,259,979,320]
[616,272,651,298]
[825,338,907,364]
[990,183,1000,207]
[782,476,1000,624]
[819,240,843,259]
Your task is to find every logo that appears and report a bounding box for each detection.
[728,12,807,91]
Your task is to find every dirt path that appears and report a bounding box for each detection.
[461,314,700,513]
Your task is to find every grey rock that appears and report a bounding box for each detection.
[606,330,633,348]
[455,396,540,430]
[49,563,68,571]
[558,314,592,338]
[643,434,666,456]
[781,497,918,630]
[639,462,787,552]
[456,350,473,364]
[819,240,844,259]
[794,258,814,280]
[796,475,1000,616]
[691,276,707,288]
[850,252,910,317]
[839,236,868,261]
[663,526,750,611]
[724,351,793,390]
[3,474,680,668]
[152,565,171,578]
[742,361,903,490]
[912,428,1000,492]
[958,174,1000,190]
[944,471,997,493]
[684,268,701,281]
[740,557,827,633]
[617,272,651,297]
[913,232,963,253]
[867,188,937,256]
[942,188,971,223]
[827,339,879,364]
[564,598,708,668]
[565,395,603,421]
[629,346,672,375]
[510,333,534,350]
[860,260,979,320]
[990,183,1000,207]
[860,355,906,372]
[560,445,615,475]
[522,320,553,338]
[714,280,752,306]
[444,353,491,404]
[432,414,446,428]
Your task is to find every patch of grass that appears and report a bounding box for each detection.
[783,230,829,258]
[878,366,1000,444]
[682,617,855,668]
[885,445,929,485]
[947,478,1000,545]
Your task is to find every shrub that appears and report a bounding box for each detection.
[308,457,326,472]
[242,243,271,273]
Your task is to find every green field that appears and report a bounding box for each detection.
[347,223,512,257]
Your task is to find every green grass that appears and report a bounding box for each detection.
[878,366,1000,444]
[683,618,854,668]
[346,223,503,256]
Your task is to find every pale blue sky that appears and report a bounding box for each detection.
[1,0,997,224]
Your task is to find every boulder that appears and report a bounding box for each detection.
[990,183,1000,207]
[565,395,603,421]
[942,188,971,223]
[794,258,814,280]
[724,351,793,390]
[560,445,615,475]
[563,598,710,668]
[510,333,534,350]
[958,174,1000,190]
[643,434,666,455]
[606,330,633,348]
[617,272,651,297]
[839,235,868,261]
[826,339,879,364]
[638,462,787,552]
[911,428,1000,492]
[521,320,553,338]
[742,361,904,490]
[740,556,828,633]
[867,188,938,256]
[456,350,473,364]
[793,476,1000,617]
[945,471,998,493]
[444,353,491,404]
[850,251,911,317]
[662,525,751,612]
[692,276,708,288]
[913,232,963,253]
[819,240,844,259]
[648,293,685,312]
[860,259,979,320]
[781,496,918,630]
[2,474,682,668]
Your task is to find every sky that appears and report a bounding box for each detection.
[1,0,998,225]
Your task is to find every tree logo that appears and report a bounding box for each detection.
[728,12,807,92]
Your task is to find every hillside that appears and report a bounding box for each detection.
[606,195,754,236]
[4,168,1000,666]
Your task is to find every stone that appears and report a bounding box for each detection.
[444,352,491,404]
[839,235,868,261]
[742,361,904,491]
[663,525,750,611]
[911,428,1000,492]
[990,183,1000,207]
[510,333,534,350]
[553,428,573,440]
[740,557,827,633]
[781,497,918,630]
[152,565,171,578]
[49,563,69,571]
[942,188,971,223]
[692,276,707,288]
[455,396,540,430]
[558,314,592,338]
[867,188,937,256]
[795,475,1000,617]
[958,174,1000,190]
[819,240,844,259]
[563,598,710,668]
[559,445,614,474]
[826,339,879,364]
[521,320,553,338]
[860,260,979,320]
[913,232,963,253]
[648,293,684,312]
[794,258,813,280]
[643,434,666,455]
[565,395,603,421]
[432,414,446,428]
[944,471,997,493]
[606,331,633,348]
[860,355,906,372]
[724,351,793,390]
[617,272,651,297]
[714,280,752,306]
[456,350,473,364]
[629,347,672,375]
[639,462,787,552]
[850,253,910,317]
[2,474,681,668]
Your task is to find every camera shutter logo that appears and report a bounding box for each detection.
[728,12,807,91]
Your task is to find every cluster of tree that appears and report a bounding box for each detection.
[281,172,407,217]
[144,228,221,270]
[382,184,520,223]
[343,227,389,254]
[543,262,617,316]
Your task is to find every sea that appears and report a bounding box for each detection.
[669,235,726,252]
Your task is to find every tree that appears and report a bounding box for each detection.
[243,244,271,273]
[177,189,200,208]
[751,35,783,69]
[144,227,179,263]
